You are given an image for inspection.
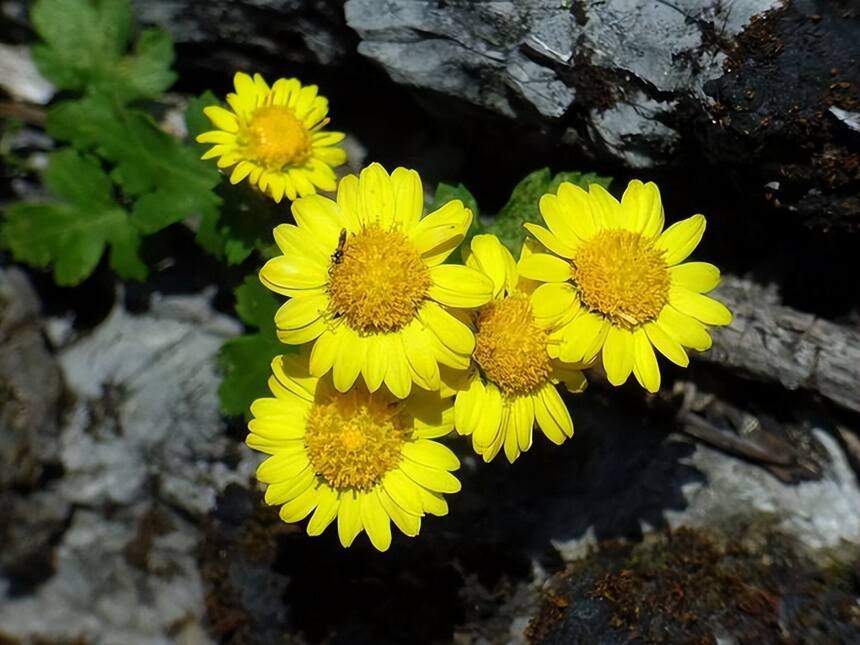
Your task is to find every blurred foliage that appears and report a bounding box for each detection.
[0,0,220,285]
[219,276,292,418]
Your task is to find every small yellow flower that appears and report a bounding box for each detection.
[449,234,587,463]
[519,180,732,393]
[197,71,347,202]
[247,354,460,551]
[259,163,494,399]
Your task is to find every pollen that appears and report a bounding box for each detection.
[245,105,310,168]
[328,226,431,333]
[572,229,669,328]
[474,296,552,396]
[304,390,409,491]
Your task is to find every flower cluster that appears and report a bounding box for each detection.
[201,74,731,551]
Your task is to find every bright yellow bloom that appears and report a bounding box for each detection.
[247,353,461,551]
[448,235,587,463]
[259,163,494,399]
[519,180,732,393]
[197,71,347,202]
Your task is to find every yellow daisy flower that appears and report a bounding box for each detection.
[196,71,347,203]
[247,353,460,551]
[259,162,495,399]
[519,179,732,393]
[449,234,587,463]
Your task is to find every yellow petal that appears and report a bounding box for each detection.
[269,354,317,402]
[259,255,327,296]
[229,161,253,185]
[631,328,661,393]
[428,265,494,308]
[288,168,316,199]
[602,326,634,386]
[271,223,328,265]
[196,130,235,144]
[382,470,423,515]
[644,321,689,367]
[400,460,461,494]
[378,488,421,537]
[391,167,424,231]
[360,490,392,552]
[416,486,448,516]
[383,336,413,399]
[402,439,460,471]
[278,485,319,523]
[512,395,535,453]
[358,163,395,228]
[559,312,609,363]
[419,302,475,356]
[657,305,712,351]
[524,223,578,259]
[503,414,520,463]
[656,214,706,266]
[274,293,328,331]
[361,334,388,391]
[337,489,363,547]
[454,374,484,436]
[518,253,572,283]
[410,200,471,266]
[472,385,503,450]
[530,282,579,328]
[465,234,516,298]
[291,194,343,250]
[554,183,600,241]
[534,384,573,443]
[621,179,664,238]
[402,324,441,391]
[256,451,310,484]
[309,328,340,377]
[306,485,339,536]
[669,262,721,293]
[336,173,362,230]
[263,467,314,505]
[332,329,366,392]
[276,316,327,345]
[588,183,623,228]
[668,288,733,326]
[203,105,238,132]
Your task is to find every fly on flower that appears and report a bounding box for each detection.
[519,179,732,393]
[197,72,347,202]
[259,163,494,399]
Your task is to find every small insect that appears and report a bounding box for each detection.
[331,229,348,265]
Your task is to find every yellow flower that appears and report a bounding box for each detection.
[449,235,587,463]
[247,353,460,551]
[197,71,347,202]
[519,180,732,393]
[259,162,494,399]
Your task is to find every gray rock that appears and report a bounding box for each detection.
[0,291,261,644]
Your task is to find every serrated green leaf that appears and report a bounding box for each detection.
[46,93,221,234]
[486,168,613,254]
[218,276,288,418]
[31,0,175,101]
[0,149,145,285]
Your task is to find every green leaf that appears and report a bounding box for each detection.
[218,276,289,418]
[0,149,145,285]
[46,93,221,235]
[31,0,175,101]
[487,168,612,254]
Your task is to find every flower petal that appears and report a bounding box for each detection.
[428,265,494,308]
[621,179,664,238]
[400,459,461,494]
[644,321,689,367]
[669,261,721,293]
[518,253,572,283]
[410,200,471,266]
[454,374,485,436]
[337,490,363,547]
[419,302,475,356]
[534,384,573,443]
[559,312,609,363]
[668,288,733,326]
[360,490,392,552]
[465,234,516,298]
[631,328,661,393]
[358,163,395,228]
[602,326,635,386]
[391,167,424,231]
[306,485,340,536]
[203,105,238,132]
[656,214,706,266]
[657,305,713,351]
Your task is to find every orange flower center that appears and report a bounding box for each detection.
[327,226,431,333]
[246,105,309,168]
[572,230,669,328]
[474,296,552,395]
[304,390,409,491]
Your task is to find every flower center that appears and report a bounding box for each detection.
[304,390,409,491]
[328,226,431,333]
[572,229,669,328]
[245,105,310,168]
[474,296,552,396]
